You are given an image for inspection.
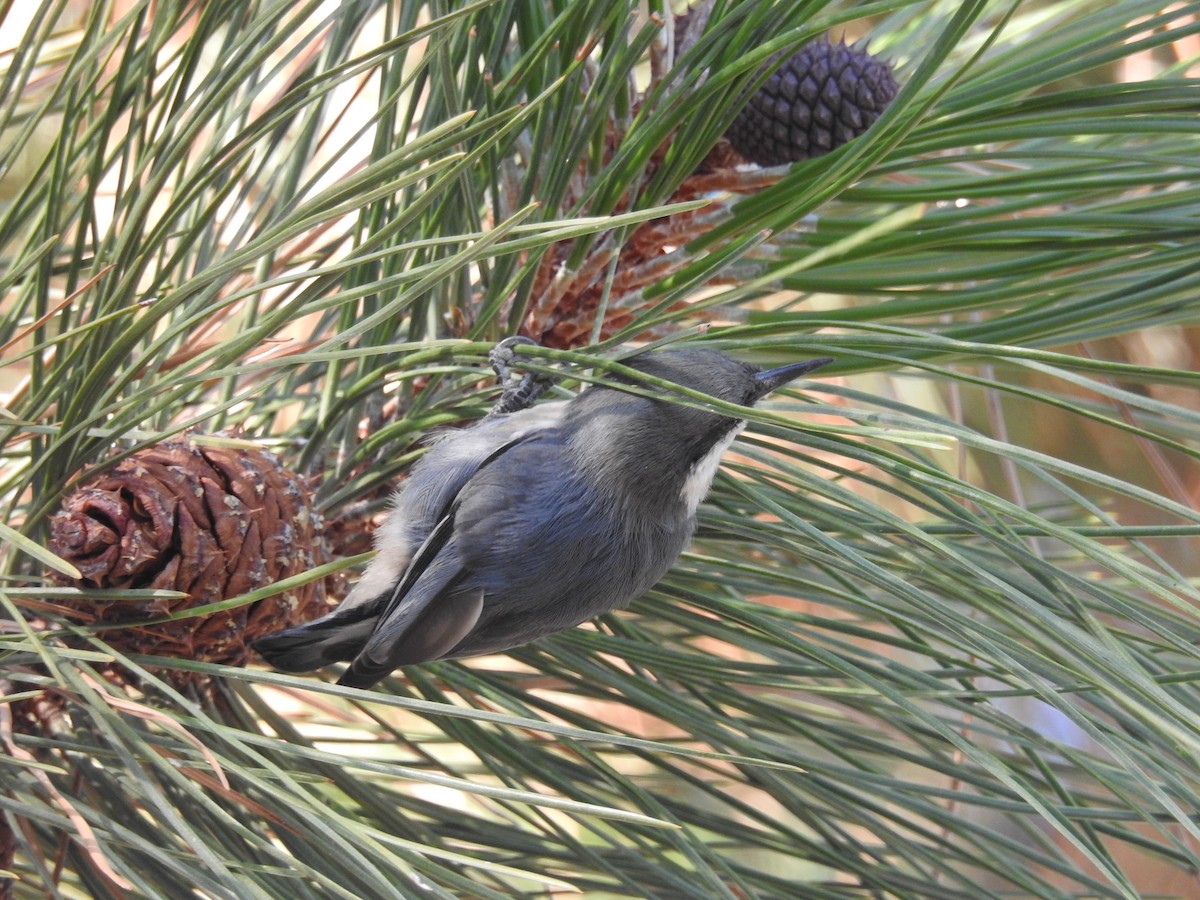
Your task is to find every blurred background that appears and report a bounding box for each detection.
[2,1,1199,897]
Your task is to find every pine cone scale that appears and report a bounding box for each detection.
[48,437,336,672]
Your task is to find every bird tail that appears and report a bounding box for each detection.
[251,602,381,673]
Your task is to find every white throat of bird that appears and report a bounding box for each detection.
[680,422,745,516]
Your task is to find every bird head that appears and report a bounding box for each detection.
[568,348,832,514]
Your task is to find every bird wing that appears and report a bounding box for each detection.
[254,405,568,678]
[250,495,472,676]
[337,431,541,688]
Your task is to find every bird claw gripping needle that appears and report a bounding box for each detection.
[488,336,557,416]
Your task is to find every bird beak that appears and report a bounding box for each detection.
[751,357,834,402]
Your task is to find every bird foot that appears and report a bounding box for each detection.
[489,336,555,416]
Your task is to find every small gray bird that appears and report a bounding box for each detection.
[252,346,831,689]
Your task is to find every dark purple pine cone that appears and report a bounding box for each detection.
[726,38,898,166]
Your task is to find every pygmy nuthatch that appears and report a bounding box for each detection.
[253,345,831,688]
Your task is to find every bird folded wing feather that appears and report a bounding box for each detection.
[337,432,543,687]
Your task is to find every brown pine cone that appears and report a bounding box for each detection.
[725,38,898,166]
[48,437,335,668]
